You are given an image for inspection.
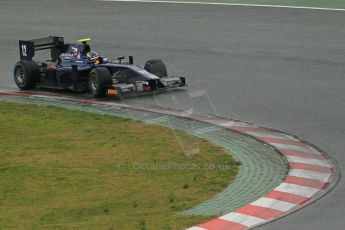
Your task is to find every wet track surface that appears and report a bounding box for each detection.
[0,0,344,228]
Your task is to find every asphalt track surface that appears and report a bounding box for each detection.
[0,0,344,229]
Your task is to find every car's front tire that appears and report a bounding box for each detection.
[13,60,39,90]
[89,67,112,97]
[144,59,167,78]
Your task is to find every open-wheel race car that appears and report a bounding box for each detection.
[13,36,186,97]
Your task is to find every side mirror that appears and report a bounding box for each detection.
[117,56,125,63]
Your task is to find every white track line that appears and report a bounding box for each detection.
[186,227,207,230]
[219,212,266,226]
[270,143,320,154]
[286,156,330,168]
[288,169,331,182]
[251,197,296,212]
[275,183,319,198]
[98,0,345,12]
[246,131,297,141]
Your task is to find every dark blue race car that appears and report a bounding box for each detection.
[13,36,186,97]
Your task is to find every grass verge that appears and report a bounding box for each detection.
[0,102,238,230]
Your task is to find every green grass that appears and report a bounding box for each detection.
[0,102,238,230]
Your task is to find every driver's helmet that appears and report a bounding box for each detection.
[86,51,99,63]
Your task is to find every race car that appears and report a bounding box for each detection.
[13,36,186,97]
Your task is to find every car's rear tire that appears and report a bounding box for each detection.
[144,59,167,78]
[13,60,39,90]
[89,67,112,97]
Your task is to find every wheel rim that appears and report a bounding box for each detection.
[90,74,99,92]
[15,66,26,87]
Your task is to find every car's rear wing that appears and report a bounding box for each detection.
[19,36,64,61]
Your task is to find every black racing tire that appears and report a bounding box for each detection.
[13,60,39,90]
[144,59,167,78]
[88,67,112,97]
